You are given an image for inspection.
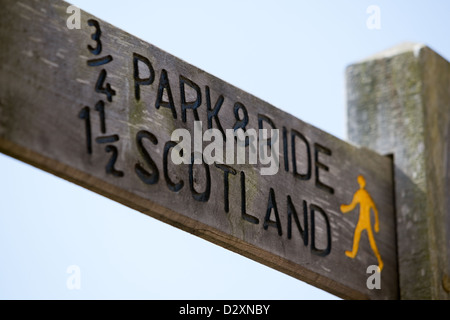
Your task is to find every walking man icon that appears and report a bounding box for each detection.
[341,175,384,271]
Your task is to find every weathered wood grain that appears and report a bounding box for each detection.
[0,0,397,299]
[347,42,450,299]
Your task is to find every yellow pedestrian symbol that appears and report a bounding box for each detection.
[340,175,383,271]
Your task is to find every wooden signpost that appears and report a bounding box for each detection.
[0,0,398,299]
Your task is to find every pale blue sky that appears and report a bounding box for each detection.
[1,0,449,299]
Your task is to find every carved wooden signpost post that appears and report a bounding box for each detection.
[0,1,398,299]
